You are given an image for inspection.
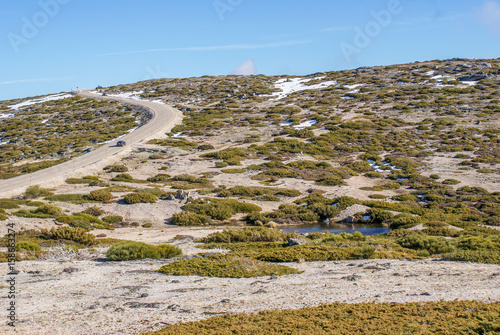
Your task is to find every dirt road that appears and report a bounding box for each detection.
[0,90,182,197]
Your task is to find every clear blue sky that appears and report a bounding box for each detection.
[1,0,499,100]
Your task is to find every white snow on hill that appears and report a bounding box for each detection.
[8,93,73,110]
[270,77,337,100]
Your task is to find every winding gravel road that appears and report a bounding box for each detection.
[0,90,181,196]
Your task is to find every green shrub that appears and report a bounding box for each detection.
[156,244,183,258]
[15,241,42,251]
[158,254,301,278]
[348,161,374,173]
[365,171,382,178]
[146,174,171,183]
[143,222,153,228]
[23,185,53,199]
[390,214,422,229]
[369,194,387,199]
[442,179,461,185]
[171,211,207,226]
[102,215,123,224]
[442,250,500,264]
[81,206,105,217]
[105,164,128,172]
[106,241,181,261]
[392,194,418,202]
[87,190,113,202]
[148,300,500,334]
[34,204,62,217]
[0,199,20,209]
[200,227,296,243]
[221,168,246,174]
[356,245,376,259]
[215,161,229,168]
[197,144,215,151]
[41,227,96,246]
[397,235,454,254]
[65,176,100,184]
[45,194,94,204]
[123,192,158,204]
[111,173,134,182]
[316,175,346,186]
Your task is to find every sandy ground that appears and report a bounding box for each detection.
[1,247,499,335]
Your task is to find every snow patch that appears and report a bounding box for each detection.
[0,113,14,119]
[344,84,365,90]
[269,77,337,100]
[294,119,317,130]
[8,93,73,110]
[461,81,478,86]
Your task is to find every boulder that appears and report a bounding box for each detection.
[288,238,306,246]
[459,73,488,81]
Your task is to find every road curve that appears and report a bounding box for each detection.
[0,90,182,196]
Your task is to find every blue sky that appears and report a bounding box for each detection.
[1,0,499,101]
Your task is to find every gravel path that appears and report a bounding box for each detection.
[1,256,499,335]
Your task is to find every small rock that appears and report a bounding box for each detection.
[288,238,306,246]
[63,267,79,274]
[125,302,161,309]
[139,293,149,298]
[420,292,431,296]
[252,289,267,294]
[269,274,278,280]
[220,299,230,303]
[167,304,181,311]
[341,274,360,282]
[27,270,41,275]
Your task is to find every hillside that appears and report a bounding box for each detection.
[1,58,499,335]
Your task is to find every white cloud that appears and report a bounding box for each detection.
[477,0,500,34]
[0,76,75,85]
[231,60,256,75]
[97,40,312,57]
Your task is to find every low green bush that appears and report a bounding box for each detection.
[105,164,128,172]
[41,227,96,246]
[0,199,20,209]
[106,241,182,261]
[221,168,246,174]
[123,192,158,204]
[81,206,105,217]
[102,215,123,224]
[171,211,207,226]
[87,190,113,202]
[442,179,461,185]
[200,227,296,243]
[23,185,53,199]
[215,161,229,168]
[158,254,302,278]
[111,173,135,182]
[15,241,42,251]
[397,235,454,254]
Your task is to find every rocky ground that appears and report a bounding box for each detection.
[1,236,499,335]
